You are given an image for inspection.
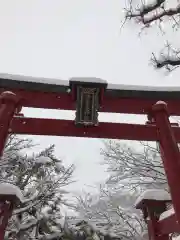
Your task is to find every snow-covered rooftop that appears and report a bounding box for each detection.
[0,183,24,203]
[1,73,180,92]
[135,189,171,207]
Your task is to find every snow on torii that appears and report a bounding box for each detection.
[1,73,180,117]
[0,72,180,91]
[1,72,180,142]
[1,73,180,238]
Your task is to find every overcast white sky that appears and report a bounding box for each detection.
[0,0,180,193]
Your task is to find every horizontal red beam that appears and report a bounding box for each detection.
[158,214,180,235]
[10,117,180,141]
[102,97,180,115]
[0,88,75,110]
[1,88,180,115]
[12,117,157,140]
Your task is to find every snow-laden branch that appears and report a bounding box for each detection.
[2,135,75,239]
[125,0,180,70]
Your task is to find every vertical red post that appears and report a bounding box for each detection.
[150,101,180,225]
[0,201,14,240]
[0,91,21,157]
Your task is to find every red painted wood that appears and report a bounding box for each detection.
[11,117,158,140]
[10,117,180,141]
[158,214,180,235]
[2,88,180,115]
[152,102,180,228]
[0,92,21,157]
[0,201,14,240]
[2,89,180,238]
[0,88,75,110]
[102,97,180,115]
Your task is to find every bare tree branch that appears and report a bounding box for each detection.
[125,0,180,70]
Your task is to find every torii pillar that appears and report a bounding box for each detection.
[150,101,180,225]
[0,91,21,157]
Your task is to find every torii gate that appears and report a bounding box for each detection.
[0,74,180,240]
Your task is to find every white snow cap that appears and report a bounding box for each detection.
[36,156,52,164]
[0,183,24,202]
[0,73,68,86]
[155,101,167,105]
[1,91,16,96]
[2,73,180,92]
[135,189,171,207]
[159,207,174,220]
[70,77,107,84]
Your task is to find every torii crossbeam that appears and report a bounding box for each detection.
[1,74,180,140]
[1,73,180,240]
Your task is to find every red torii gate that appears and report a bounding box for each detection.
[0,74,180,239]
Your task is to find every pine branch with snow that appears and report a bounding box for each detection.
[1,135,75,240]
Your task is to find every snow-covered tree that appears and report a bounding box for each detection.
[1,135,75,240]
[59,217,122,240]
[124,0,180,71]
[75,140,168,240]
[75,183,146,240]
[102,140,167,192]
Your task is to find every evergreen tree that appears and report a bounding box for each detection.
[1,135,75,240]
